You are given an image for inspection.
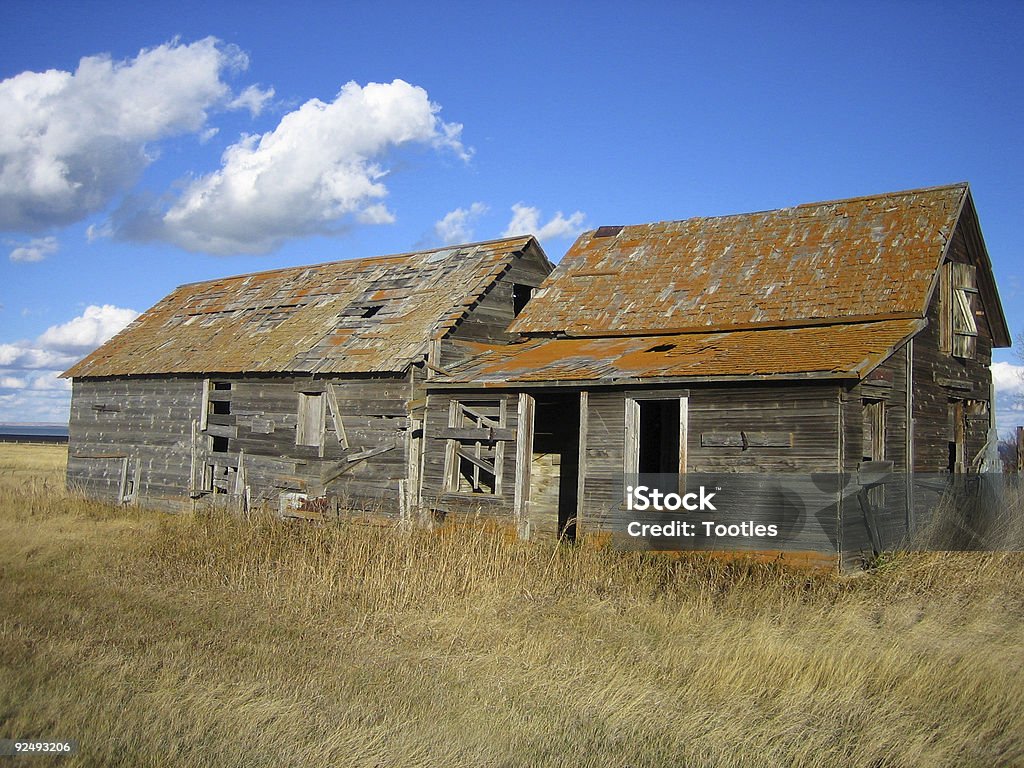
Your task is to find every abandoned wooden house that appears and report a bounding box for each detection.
[63,182,1009,568]
[419,183,1010,567]
[62,236,553,514]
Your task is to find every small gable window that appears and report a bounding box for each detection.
[512,284,533,317]
[941,262,979,359]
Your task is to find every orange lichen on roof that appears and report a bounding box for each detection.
[64,237,536,378]
[438,320,924,384]
[510,184,967,337]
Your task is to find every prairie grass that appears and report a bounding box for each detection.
[1,444,1023,767]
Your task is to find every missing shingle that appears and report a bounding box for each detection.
[646,343,675,353]
[593,225,623,238]
[361,305,383,318]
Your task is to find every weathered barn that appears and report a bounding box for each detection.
[62,237,552,514]
[420,183,1010,567]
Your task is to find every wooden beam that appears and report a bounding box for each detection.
[906,340,915,530]
[320,443,396,485]
[679,395,688,478]
[495,397,507,496]
[624,397,640,477]
[205,423,237,439]
[425,361,452,377]
[456,402,501,428]
[199,379,211,431]
[436,426,516,442]
[326,384,348,448]
[130,460,141,505]
[453,446,496,475]
[700,431,793,448]
[935,375,974,391]
[117,457,129,505]
[576,391,588,531]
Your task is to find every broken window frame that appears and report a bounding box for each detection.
[443,397,508,495]
[861,399,886,464]
[940,261,979,359]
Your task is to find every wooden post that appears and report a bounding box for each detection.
[513,393,535,538]
[1017,426,1023,474]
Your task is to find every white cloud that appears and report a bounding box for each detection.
[0,304,137,423]
[502,203,586,241]
[228,84,275,116]
[992,362,1024,437]
[434,202,488,244]
[992,362,1024,396]
[0,37,257,232]
[0,343,74,370]
[9,235,58,262]
[121,79,468,255]
[36,304,140,353]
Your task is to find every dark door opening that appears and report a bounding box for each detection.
[530,393,580,540]
[637,398,681,475]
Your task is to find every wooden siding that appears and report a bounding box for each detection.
[687,383,841,475]
[580,383,842,560]
[912,216,994,473]
[67,377,203,508]
[224,374,413,514]
[67,372,421,516]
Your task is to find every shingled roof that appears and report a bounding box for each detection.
[437,320,925,386]
[64,236,540,378]
[437,183,1007,387]
[509,183,972,337]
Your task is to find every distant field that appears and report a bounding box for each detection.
[1,443,1023,767]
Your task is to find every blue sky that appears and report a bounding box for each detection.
[1,0,1022,431]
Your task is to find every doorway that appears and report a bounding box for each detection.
[529,393,580,540]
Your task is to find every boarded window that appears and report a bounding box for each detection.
[941,262,979,359]
[443,398,508,494]
[862,400,886,463]
[296,392,325,447]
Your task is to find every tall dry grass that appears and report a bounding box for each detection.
[1,444,1023,767]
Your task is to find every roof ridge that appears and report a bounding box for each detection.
[172,235,535,291]
[583,182,969,234]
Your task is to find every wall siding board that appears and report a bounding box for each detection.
[67,371,421,516]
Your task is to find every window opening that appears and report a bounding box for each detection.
[512,284,533,317]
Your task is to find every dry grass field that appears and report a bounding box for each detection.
[1,443,1023,767]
